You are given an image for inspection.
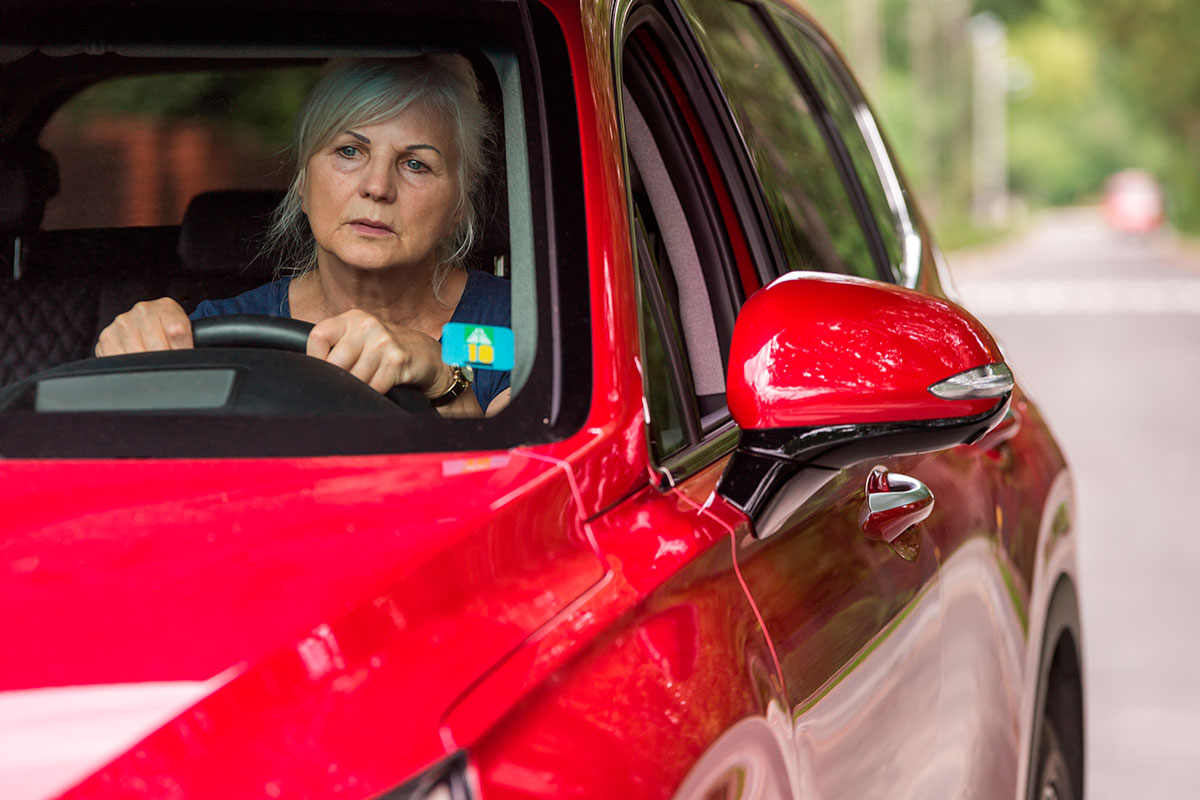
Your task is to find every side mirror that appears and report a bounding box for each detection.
[718,272,1012,519]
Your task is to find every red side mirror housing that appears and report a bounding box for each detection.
[727,272,1006,429]
[719,272,1013,520]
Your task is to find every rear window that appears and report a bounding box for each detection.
[41,68,317,229]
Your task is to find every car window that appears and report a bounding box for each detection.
[620,18,754,472]
[678,0,882,281]
[624,88,725,418]
[0,1,591,458]
[767,9,920,285]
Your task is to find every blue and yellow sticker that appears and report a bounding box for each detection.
[441,322,514,371]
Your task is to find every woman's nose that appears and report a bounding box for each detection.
[358,161,396,202]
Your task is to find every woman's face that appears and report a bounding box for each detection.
[302,101,460,277]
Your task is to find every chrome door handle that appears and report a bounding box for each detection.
[859,467,935,543]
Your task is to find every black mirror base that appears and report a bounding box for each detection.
[718,395,1010,524]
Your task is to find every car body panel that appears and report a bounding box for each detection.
[463,465,785,800]
[2,453,604,798]
[734,458,945,798]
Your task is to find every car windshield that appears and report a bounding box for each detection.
[0,0,589,459]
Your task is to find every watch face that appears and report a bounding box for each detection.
[460,364,475,382]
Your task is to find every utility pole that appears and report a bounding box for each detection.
[909,0,939,221]
[846,0,883,99]
[942,0,973,224]
[969,12,1009,227]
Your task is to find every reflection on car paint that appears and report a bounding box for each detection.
[670,711,800,800]
[789,580,944,798]
[0,674,235,800]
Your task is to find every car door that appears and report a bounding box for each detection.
[763,9,1036,796]
[662,0,960,796]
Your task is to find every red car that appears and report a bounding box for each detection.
[1104,168,1164,234]
[1,1,1082,799]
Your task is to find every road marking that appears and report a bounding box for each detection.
[957,279,1200,315]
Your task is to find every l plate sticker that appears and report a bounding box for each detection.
[441,322,514,371]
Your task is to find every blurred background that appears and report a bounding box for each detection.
[806,0,1200,796]
[806,0,1195,244]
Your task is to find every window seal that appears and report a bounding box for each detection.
[618,3,749,485]
[633,208,703,448]
[623,38,737,374]
[657,420,739,490]
[622,0,782,289]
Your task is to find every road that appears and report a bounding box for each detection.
[950,207,1200,798]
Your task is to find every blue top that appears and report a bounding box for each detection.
[191,270,512,409]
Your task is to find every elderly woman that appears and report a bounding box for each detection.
[95,55,510,417]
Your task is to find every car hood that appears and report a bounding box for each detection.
[0,451,604,800]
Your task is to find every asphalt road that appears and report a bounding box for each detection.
[951,208,1200,799]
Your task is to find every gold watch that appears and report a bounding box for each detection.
[429,364,473,407]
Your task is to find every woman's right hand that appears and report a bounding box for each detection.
[95,298,194,356]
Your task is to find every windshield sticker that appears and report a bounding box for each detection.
[441,323,514,371]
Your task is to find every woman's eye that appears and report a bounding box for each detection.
[405,159,428,172]
[337,145,359,158]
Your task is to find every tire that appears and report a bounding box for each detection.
[1034,718,1075,800]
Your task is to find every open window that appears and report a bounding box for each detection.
[0,0,589,458]
[619,10,763,480]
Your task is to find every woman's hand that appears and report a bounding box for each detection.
[95,298,194,356]
[307,309,481,414]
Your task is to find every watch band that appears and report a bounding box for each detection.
[429,365,471,407]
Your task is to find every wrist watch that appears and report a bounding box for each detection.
[429,364,473,407]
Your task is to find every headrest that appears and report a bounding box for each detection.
[178,190,285,276]
[0,145,59,236]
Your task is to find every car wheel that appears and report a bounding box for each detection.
[1034,718,1075,800]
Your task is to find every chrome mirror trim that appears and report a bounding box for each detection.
[928,363,1014,400]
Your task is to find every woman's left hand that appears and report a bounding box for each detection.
[307,309,446,397]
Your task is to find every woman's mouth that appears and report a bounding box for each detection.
[348,219,394,235]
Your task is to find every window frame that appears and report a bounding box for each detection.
[0,0,591,459]
[615,3,762,487]
[615,0,931,487]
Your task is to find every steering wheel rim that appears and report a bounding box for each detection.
[191,314,436,413]
[192,314,315,351]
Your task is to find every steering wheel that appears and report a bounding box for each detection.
[191,314,436,413]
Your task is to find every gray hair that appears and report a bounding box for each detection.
[264,55,494,298]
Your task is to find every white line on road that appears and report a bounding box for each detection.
[956,278,1200,315]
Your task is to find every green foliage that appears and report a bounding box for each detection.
[799,0,1200,234]
[1080,0,1200,231]
[1006,20,1125,204]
